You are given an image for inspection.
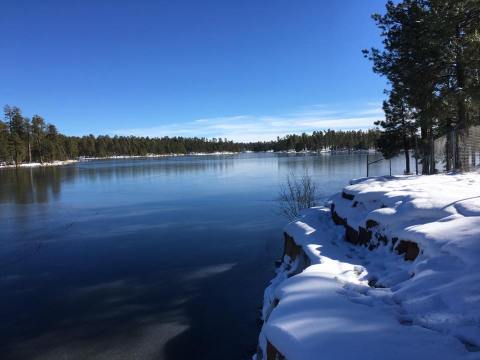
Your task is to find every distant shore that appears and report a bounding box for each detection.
[0,149,379,169]
[0,159,79,169]
[0,152,238,169]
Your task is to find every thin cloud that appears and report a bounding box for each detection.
[109,103,384,142]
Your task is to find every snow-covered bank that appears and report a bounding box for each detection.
[256,173,480,360]
[0,152,241,169]
[0,159,78,169]
[80,151,240,160]
[275,148,378,154]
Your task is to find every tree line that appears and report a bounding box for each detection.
[246,130,379,152]
[364,0,480,173]
[0,105,379,165]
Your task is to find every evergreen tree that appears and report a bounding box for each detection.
[4,105,27,165]
[365,0,480,173]
[375,89,416,173]
[0,121,10,163]
[0,105,383,164]
[31,115,46,163]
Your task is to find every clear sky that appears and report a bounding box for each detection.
[1,0,387,141]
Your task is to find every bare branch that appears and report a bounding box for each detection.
[277,171,318,221]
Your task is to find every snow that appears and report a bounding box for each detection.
[257,173,480,360]
[79,152,238,160]
[0,159,78,169]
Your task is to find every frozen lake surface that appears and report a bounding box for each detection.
[0,153,410,360]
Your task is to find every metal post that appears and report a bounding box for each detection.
[366,153,369,177]
[389,159,392,176]
[414,135,419,175]
[452,127,457,171]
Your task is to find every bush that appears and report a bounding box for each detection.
[278,171,318,220]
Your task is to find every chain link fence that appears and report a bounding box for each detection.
[434,126,480,172]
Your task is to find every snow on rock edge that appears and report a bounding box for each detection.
[256,173,480,360]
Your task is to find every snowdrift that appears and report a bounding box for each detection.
[256,173,480,360]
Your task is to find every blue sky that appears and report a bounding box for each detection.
[1,0,387,141]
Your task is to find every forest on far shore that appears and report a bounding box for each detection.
[0,105,379,165]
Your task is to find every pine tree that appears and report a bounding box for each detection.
[31,115,46,163]
[365,0,480,173]
[4,105,27,165]
[0,121,10,163]
[375,89,416,173]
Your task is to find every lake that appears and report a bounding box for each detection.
[0,153,411,360]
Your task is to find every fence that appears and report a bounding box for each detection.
[366,151,420,177]
[434,125,480,172]
[366,153,394,177]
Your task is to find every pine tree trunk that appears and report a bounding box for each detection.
[14,145,18,166]
[455,24,467,171]
[445,122,452,171]
[28,134,32,163]
[404,149,410,174]
[414,135,419,175]
[37,137,43,163]
[456,106,467,171]
[429,128,435,174]
[401,115,410,174]
[403,132,410,174]
[421,125,430,174]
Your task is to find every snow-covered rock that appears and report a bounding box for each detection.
[256,173,480,360]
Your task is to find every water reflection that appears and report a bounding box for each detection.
[0,153,417,360]
[0,153,415,206]
[276,152,415,177]
[0,167,65,204]
[77,157,235,184]
[0,156,236,205]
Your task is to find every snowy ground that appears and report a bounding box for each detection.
[79,152,239,160]
[0,159,78,169]
[257,173,480,360]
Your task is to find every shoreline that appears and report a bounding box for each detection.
[0,159,79,169]
[256,173,480,359]
[0,152,239,169]
[0,149,379,170]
